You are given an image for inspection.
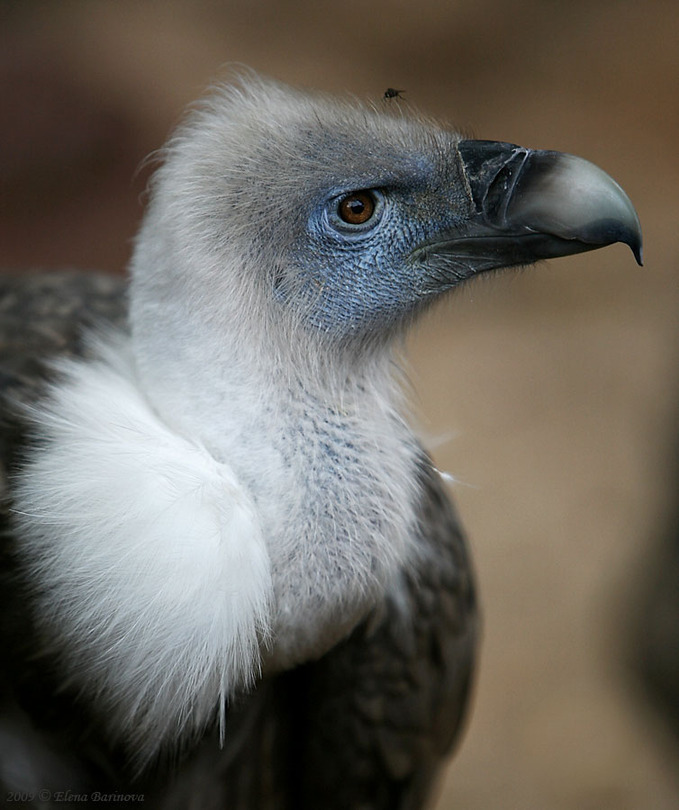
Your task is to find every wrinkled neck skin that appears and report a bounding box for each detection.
[129,224,423,671]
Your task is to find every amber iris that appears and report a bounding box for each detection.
[338,192,376,225]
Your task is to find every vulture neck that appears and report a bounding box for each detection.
[130,296,405,467]
[129,257,422,669]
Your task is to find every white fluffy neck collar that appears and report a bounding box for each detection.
[15,329,422,765]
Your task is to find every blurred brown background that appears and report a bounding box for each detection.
[1,1,678,807]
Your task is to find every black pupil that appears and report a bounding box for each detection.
[348,197,366,216]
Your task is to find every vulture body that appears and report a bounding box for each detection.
[0,75,641,807]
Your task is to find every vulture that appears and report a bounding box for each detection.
[0,74,641,808]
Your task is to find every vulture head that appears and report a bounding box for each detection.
[131,75,640,363]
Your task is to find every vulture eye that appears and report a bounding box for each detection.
[337,191,378,226]
[325,189,385,236]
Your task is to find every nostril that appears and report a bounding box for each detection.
[483,151,528,226]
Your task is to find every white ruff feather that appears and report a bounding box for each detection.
[15,335,272,763]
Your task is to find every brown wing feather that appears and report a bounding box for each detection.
[294,457,477,809]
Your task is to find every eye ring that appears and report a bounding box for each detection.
[338,191,377,225]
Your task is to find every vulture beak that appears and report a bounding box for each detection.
[419,140,643,277]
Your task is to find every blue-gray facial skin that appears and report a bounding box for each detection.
[279,158,473,339]
[302,176,471,335]
[250,113,472,342]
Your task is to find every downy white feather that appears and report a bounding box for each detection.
[15,334,272,763]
